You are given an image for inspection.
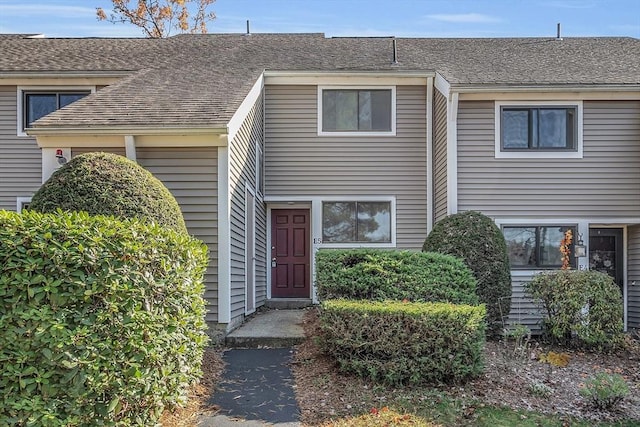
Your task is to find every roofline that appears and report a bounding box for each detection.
[26,125,228,136]
[0,71,136,79]
[451,84,640,93]
[264,70,436,78]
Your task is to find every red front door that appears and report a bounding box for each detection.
[271,209,310,298]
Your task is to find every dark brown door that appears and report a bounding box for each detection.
[271,209,310,298]
[589,228,624,294]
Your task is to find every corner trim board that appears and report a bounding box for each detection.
[217,146,231,324]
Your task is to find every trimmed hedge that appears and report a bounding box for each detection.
[316,249,478,305]
[319,300,486,385]
[423,211,512,331]
[526,270,623,349]
[29,152,188,235]
[0,210,209,426]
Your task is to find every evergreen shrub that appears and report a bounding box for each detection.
[316,249,478,305]
[319,299,486,385]
[0,210,209,426]
[29,152,187,234]
[423,211,512,330]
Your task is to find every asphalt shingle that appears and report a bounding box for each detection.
[1,33,637,129]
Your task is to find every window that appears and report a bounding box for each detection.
[501,107,576,150]
[503,225,576,269]
[495,101,583,159]
[18,88,92,135]
[323,201,391,243]
[319,87,395,135]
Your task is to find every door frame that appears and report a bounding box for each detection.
[266,203,313,300]
[589,225,627,331]
[244,184,256,315]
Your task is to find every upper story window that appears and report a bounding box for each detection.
[17,87,93,136]
[318,86,396,136]
[495,101,583,159]
[503,225,576,269]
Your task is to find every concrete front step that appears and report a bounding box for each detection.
[225,309,307,348]
[264,298,313,310]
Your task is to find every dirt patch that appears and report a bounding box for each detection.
[292,308,640,426]
[159,347,225,427]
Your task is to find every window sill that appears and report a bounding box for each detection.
[318,130,396,137]
[496,150,583,159]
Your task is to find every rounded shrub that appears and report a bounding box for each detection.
[29,152,188,234]
[423,211,511,331]
[526,270,624,349]
[0,210,209,425]
[316,249,478,305]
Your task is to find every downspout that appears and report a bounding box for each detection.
[426,76,434,233]
[124,135,136,161]
[446,92,459,215]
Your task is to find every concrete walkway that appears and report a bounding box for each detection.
[225,309,306,348]
[199,309,307,426]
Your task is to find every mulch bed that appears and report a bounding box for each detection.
[291,308,640,426]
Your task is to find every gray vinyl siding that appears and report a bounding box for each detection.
[506,273,543,333]
[71,147,126,157]
[229,95,266,325]
[457,100,640,217]
[433,90,448,223]
[136,147,219,323]
[629,225,640,329]
[0,86,41,210]
[265,85,428,249]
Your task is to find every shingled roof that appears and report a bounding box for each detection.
[1,33,638,130]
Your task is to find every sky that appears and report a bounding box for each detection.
[0,0,638,39]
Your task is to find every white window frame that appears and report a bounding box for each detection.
[17,86,96,137]
[494,100,583,159]
[16,196,32,213]
[318,196,396,248]
[317,85,396,136]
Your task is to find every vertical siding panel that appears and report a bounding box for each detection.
[136,148,219,324]
[229,95,266,325]
[265,85,428,249]
[457,100,640,217]
[629,225,640,329]
[0,86,42,209]
[433,90,448,222]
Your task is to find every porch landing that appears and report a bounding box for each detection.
[225,309,307,348]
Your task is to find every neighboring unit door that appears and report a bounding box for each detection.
[271,209,310,298]
[589,228,624,295]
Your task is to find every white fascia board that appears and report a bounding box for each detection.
[265,70,433,86]
[227,73,264,143]
[434,72,451,97]
[27,126,228,136]
[452,84,640,94]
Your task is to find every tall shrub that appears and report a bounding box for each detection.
[29,152,188,234]
[316,249,478,305]
[423,211,511,331]
[0,210,209,426]
[526,270,623,349]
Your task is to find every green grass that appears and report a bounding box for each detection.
[348,389,637,427]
